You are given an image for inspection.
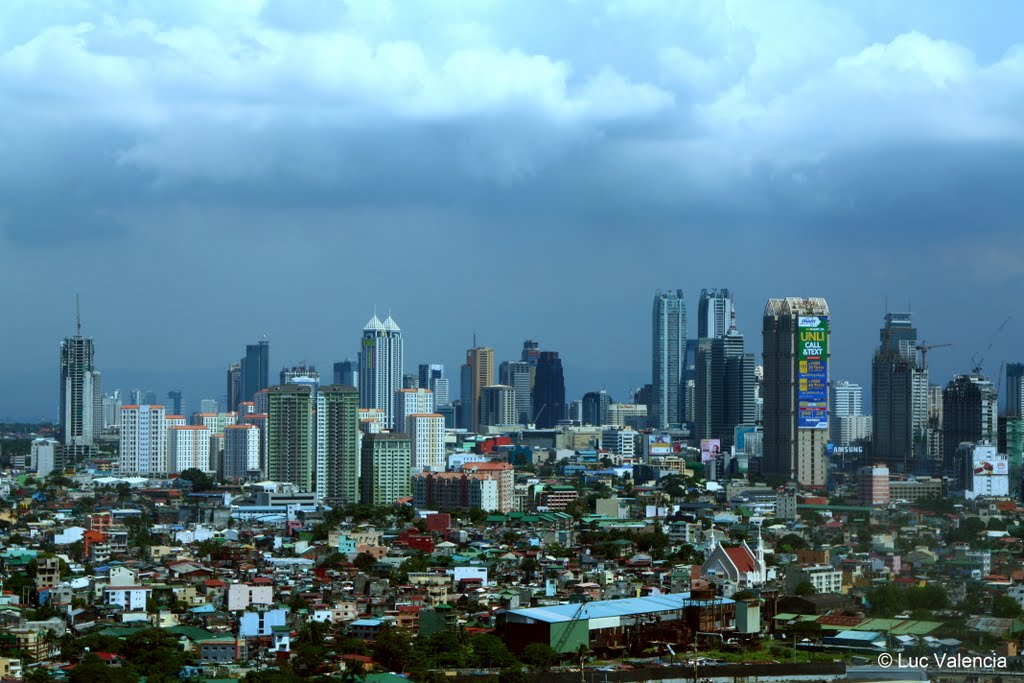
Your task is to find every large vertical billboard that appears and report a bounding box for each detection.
[701,438,721,463]
[797,315,828,429]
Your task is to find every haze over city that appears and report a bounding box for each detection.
[2,0,1024,419]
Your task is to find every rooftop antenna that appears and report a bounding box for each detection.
[76,294,81,335]
[473,331,477,348]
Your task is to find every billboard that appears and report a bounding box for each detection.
[797,315,829,429]
[701,438,721,463]
[973,452,1009,477]
[646,434,676,456]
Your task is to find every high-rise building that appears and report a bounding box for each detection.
[762,298,830,488]
[480,385,517,428]
[91,370,103,437]
[200,398,219,414]
[223,424,261,481]
[31,438,59,479]
[871,313,928,473]
[166,390,185,416]
[226,362,242,412]
[1008,363,1024,419]
[395,388,434,435]
[408,413,446,471]
[465,346,495,433]
[402,373,419,389]
[333,358,358,388]
[521,340,541,367]
[102,392,122,429]
[943,372,997,473]
[581,390,612,426]
[267,384,315,491]
[360,433,412,505]
[695,316,754,447]
[281,364,320,388]
[652,289,686,429]
[533,351,566,428]
[432,377,449,407]
[317,385,361,506]
[830,380,864,445]
[169,425,211,473]
[241,339,270,403]
[418,364,448,405]
[359,315,404,429]
[59,326,97,449]
[500,361,533,426]
[120,404,168,474]
[697,288,734,339]
[926,384,944,465]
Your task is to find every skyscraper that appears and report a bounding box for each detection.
[358,315,404,429]
[762,298,830,488]
[695,316,754,447]
[830,380,869,447]
[120,404,168,474]
[226,362,242,412]
[533,351,566,428]
[281,364,320,388]
[59,323,97,449]
[333,358,358,388]
[223,424,261,481]
[166,390,185,416]
[395,388,434,434]
[240,339,270,403]
[871,313,928,473]
[360,433,412,505]
[652,289,686,429]
[581,390,612,426]
[1008,363,1024,419]
[480,385,517,428]
[267,384,315,491]
[465,346,495,433]
[942,372,997,473]
[697,288,734,339]
[500,360,533,425]
[317,385,361,506]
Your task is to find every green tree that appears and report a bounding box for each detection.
[178,468,215,492]
[121,628,189,681]
[520,642,555,669]
[866,584,906,617]
[372,626,414,671]
[993,596,1023,618]
[353,552,377,571]
[793,581,816,596]
[70,654,140,683]
[471,634,517,668]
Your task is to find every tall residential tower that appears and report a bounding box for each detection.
[762,298,830,488]
[652,289,686,429]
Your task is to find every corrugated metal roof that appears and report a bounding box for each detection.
[507,592,733,624]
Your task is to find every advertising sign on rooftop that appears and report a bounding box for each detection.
[798,315,828,430]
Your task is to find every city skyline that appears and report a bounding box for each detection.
[2,1,1024,419]
[17,293,1019,425]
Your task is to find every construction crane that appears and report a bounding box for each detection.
[996,361,1006,398]
[546,600,590,669]
[915,341,951,370]
[971,316,1013,372]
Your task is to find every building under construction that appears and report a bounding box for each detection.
[502,591,736,656]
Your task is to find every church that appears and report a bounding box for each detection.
[700,528,769,595]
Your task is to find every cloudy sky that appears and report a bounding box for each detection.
[2,0,1023,420]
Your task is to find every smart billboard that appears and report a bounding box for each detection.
[797,315,828,429]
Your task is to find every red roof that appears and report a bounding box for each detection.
[724,546,756,574]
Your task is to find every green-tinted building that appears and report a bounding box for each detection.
[267,384,314,490]
[360,433,411,505]
[317,385,360,506]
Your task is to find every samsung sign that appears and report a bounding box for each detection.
[827,444,864,456]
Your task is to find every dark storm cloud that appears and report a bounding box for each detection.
[1,1,1023,418]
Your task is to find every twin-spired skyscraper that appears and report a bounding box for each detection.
[358,314,404,429]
